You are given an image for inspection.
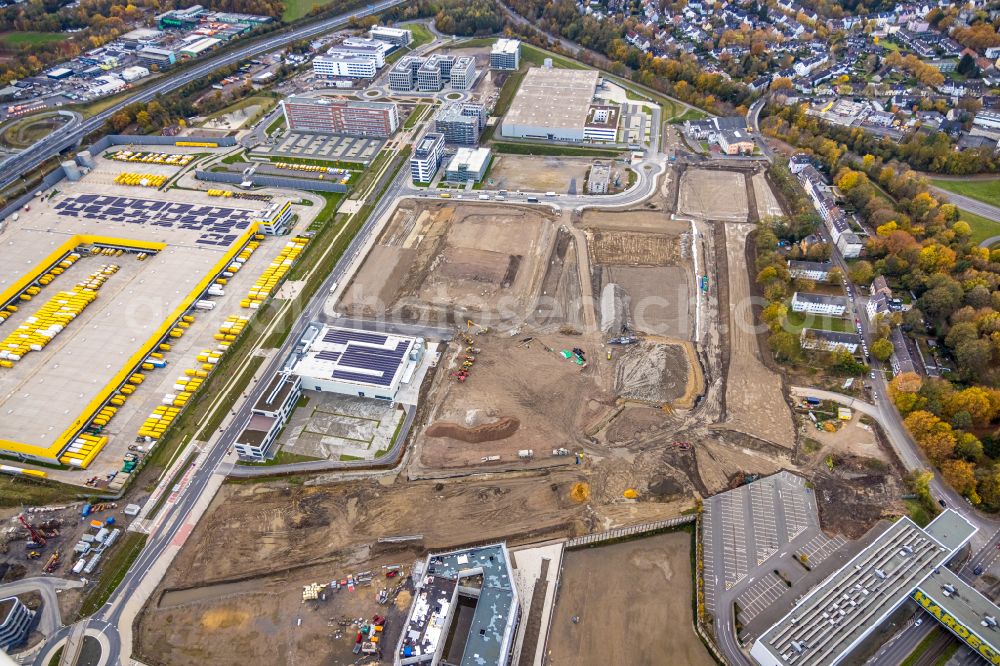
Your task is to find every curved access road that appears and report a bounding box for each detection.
[0,0,406,191]
[0,576,82,637]
[789,386,996,534]
[927,186,1000,224]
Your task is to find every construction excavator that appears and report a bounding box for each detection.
[18,514,46,549]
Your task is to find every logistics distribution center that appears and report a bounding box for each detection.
[500,68,618,143]
[751,510,1000,666]
[0,187,294,474]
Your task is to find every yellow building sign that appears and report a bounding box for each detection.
[913,588,1000,665]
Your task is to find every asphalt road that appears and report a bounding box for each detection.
[30,150,415,666]
[928,186,1000,224]
[0,576,82,639]
[0,0,405,191]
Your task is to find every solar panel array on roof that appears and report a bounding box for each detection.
[321,328,387,346]
[53,194,258,247]
[315,350,341,363]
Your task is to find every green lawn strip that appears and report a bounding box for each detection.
[784,311,854,334]
[266,115,286,135]
[933,643,959,666]
[347,149,393,199]
[260,154,364,171]
[76,532,148,619]
[407,22,433,47]
[491,141,622,157]
[0,31,64,46]
[339,454,364,461]
[221,150,246,164]
[520,44,588,70]
[195,356,264,441]
[0,476,90,508]
[904,498,932,528]
[282,0,335,22]
[145,451,197,521]
[900,629,939,666]
[956,207,1000,245]
[404,104,429,130]
[931,178,1000,208]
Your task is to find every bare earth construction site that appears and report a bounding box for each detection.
[134,154,907,666]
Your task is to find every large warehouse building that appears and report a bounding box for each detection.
[750,510,1000,666]
[280,96,399,137]
[290,325,424,401]
[500,68,607,142]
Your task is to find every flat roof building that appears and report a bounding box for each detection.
[235,373,300,460]
[791,292,849,316]
[490,38,521,70]
[799,328,861,353]
[587,161,611,194]
[395,543,520,665]
[281,96,399,137]
[411,132,445,183]
[434,102,486,145]
[370,25,412,46]
[787,260,832,280]
[444,147,492,183]
[0,596,35,652]
[291,325,423,401]
[751,511,986,666]
[501,68,600,142]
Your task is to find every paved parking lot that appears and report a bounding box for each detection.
[703,471,838,640]
[252,131,384,163]
[736,572,786,625]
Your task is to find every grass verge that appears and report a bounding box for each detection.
[957,207,1000,245]
[199,95,277,125]
[904,498,932,528]
[0,476,88,507]
[76,531,148,619]
[196,356,264,440]
[491,141,623,157]
[784,311,855,333]
[404,104,429,130]
[932,178,1000,209]
[900,628,938,666]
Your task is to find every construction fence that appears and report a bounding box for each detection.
[565,514,696,549]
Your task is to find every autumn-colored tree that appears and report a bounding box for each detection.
[941,459,979,504]
[870,338,894,362]
[946,387,998,427]
[904,410,956,463]
[889,372,924,414]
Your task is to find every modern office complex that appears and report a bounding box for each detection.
[395,543,520,665]
[751,511,1000,666]
[291,325,424,401]
[490,38,521,70]
[280,96,399,137]
[234,373,301,460]
[444,147,492,183]
[501,68,606,142]
[369,25,412,46]
[313,37,392,80]
[0,597,36,652]
[434,103,486,145]
[389,55,477,92]
[410,133,445,183]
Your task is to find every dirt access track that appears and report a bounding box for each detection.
[716,223,795,449]
[547,531,714,666]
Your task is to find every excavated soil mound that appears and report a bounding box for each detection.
[425,417,520,443]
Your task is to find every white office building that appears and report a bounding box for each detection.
[411,132,445,183]
[313,54,378,79]
[444,147,492,183]
[370,25,412,46]
[234,373,301,461]
[791,292,848,316]
[837,231,864,258]
[490,38,521,70]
